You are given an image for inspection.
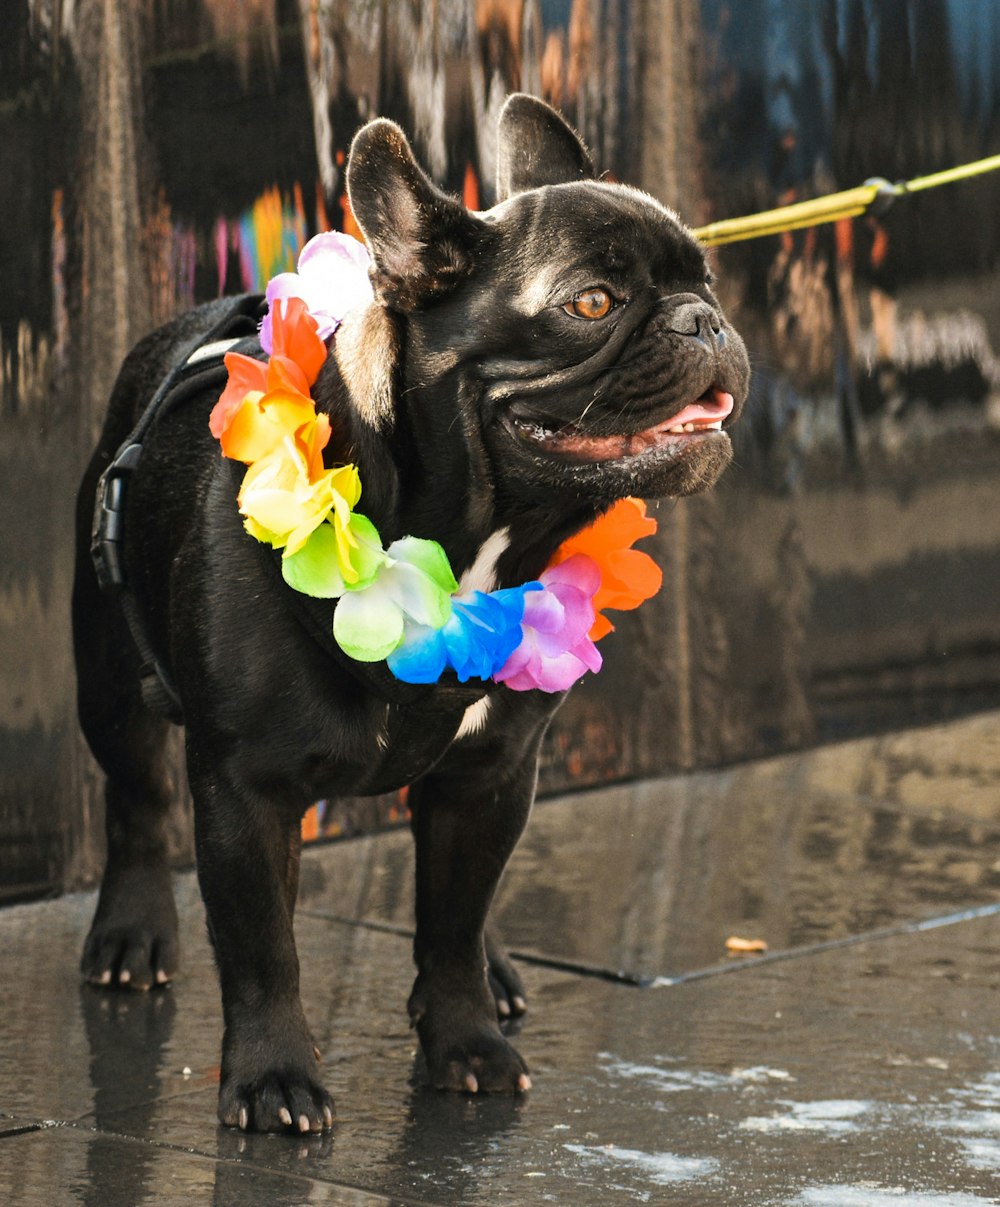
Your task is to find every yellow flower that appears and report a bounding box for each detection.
[238,433,360,557]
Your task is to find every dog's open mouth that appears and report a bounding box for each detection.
[510,387,735,463]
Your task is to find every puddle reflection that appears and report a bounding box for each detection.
[501,722,1000,979]
[79,983,178,1207]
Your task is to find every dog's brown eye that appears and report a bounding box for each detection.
[564,288,614,320]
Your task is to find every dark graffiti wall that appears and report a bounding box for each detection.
[3,0,1000,899]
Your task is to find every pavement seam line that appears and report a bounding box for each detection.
[650,900,1000,987]
[299,900,1000,990]
[57,1120,434,1206]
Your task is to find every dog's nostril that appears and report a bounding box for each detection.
[668,302,721,344]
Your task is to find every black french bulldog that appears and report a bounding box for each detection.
[73,94,749,1132]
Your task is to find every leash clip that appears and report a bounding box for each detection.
[863,177,900,218]
[90,442,143,592]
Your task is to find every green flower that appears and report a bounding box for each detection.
[282,524,459,663]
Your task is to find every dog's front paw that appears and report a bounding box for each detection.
[218,1070,335,1135]
[81,863,179,991]
[219,1022,334,1134]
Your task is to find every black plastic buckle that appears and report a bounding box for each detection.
[90,443,142,592]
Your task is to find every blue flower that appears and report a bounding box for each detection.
[388,586,537,684]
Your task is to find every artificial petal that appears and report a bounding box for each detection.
[267,295,328,384]
[389,586,530,684]
[336,512,388,588]
[548,497,662,639]
[265,352,312,399]
[260,233,374,352]
[283,523,348,598]
[380,559,453,629]
[446,588,531,680]
[220,389,322,464]
[493,556,601,692]
[282,506,384,598]
[238,438,344,555]
[325,536,456,664]
[385,623,449,684]
[210,352,267,438]
[385,537,459,597]
[333,581,405,662]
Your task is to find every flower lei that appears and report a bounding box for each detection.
[209,232,663,693]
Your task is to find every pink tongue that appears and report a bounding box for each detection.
[666,389,734,429]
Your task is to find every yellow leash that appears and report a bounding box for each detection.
[692,152,1000,249]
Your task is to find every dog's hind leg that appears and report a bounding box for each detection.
[406,743,541,1093]
[74,534,180,992]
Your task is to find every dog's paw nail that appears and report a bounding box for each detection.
[96,970,112,985]
[512,996,527,1013]
[238,1107,248,1131]
[517,1073,532,1092]
[323,1105,334,1128]
[497,999,511,1017]
[156,969,169,985]
[279,1108,292,1127]
[298,1113,311,1134]
[463,1073,479,1094]
[118,969,131,984]
[313,1045,322,1062]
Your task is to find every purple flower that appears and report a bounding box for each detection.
[493,555,603,692]
[260,232,374,353]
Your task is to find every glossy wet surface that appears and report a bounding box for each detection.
[5,711,1000,1205]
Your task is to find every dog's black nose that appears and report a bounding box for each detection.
[667,300,723,348]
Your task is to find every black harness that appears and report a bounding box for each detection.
[90,296,494,783]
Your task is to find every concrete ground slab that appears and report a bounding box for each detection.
[3,711,1000,1205]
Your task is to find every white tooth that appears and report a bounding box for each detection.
[684,423,694,432]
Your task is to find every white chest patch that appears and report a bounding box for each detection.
[456,696,492,739]
[451,530,509,741]
[458,527,511,596]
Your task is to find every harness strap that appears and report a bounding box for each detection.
[90,296,268,721]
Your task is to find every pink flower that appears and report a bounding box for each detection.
[493,555,603,692]
[259,232,374,353]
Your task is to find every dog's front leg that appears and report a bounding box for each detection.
[407,748,539,1093]
[186,749,333,1133]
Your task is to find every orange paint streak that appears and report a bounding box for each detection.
[301,804,320,842]
[463,163,480,211]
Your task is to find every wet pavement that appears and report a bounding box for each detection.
[4,711,1000,1205]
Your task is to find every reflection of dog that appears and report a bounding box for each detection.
[73,94,750,1132]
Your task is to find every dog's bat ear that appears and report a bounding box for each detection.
[495,93,595,202]
[347,119,478,311]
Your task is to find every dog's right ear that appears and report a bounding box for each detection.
[347,119,479,312]
[495,94,595,202]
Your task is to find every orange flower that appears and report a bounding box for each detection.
[209,352,267,439]
[219,389,329,465]
[549,498,662,639]
[269,295,326,387]
[209,296,327,440]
